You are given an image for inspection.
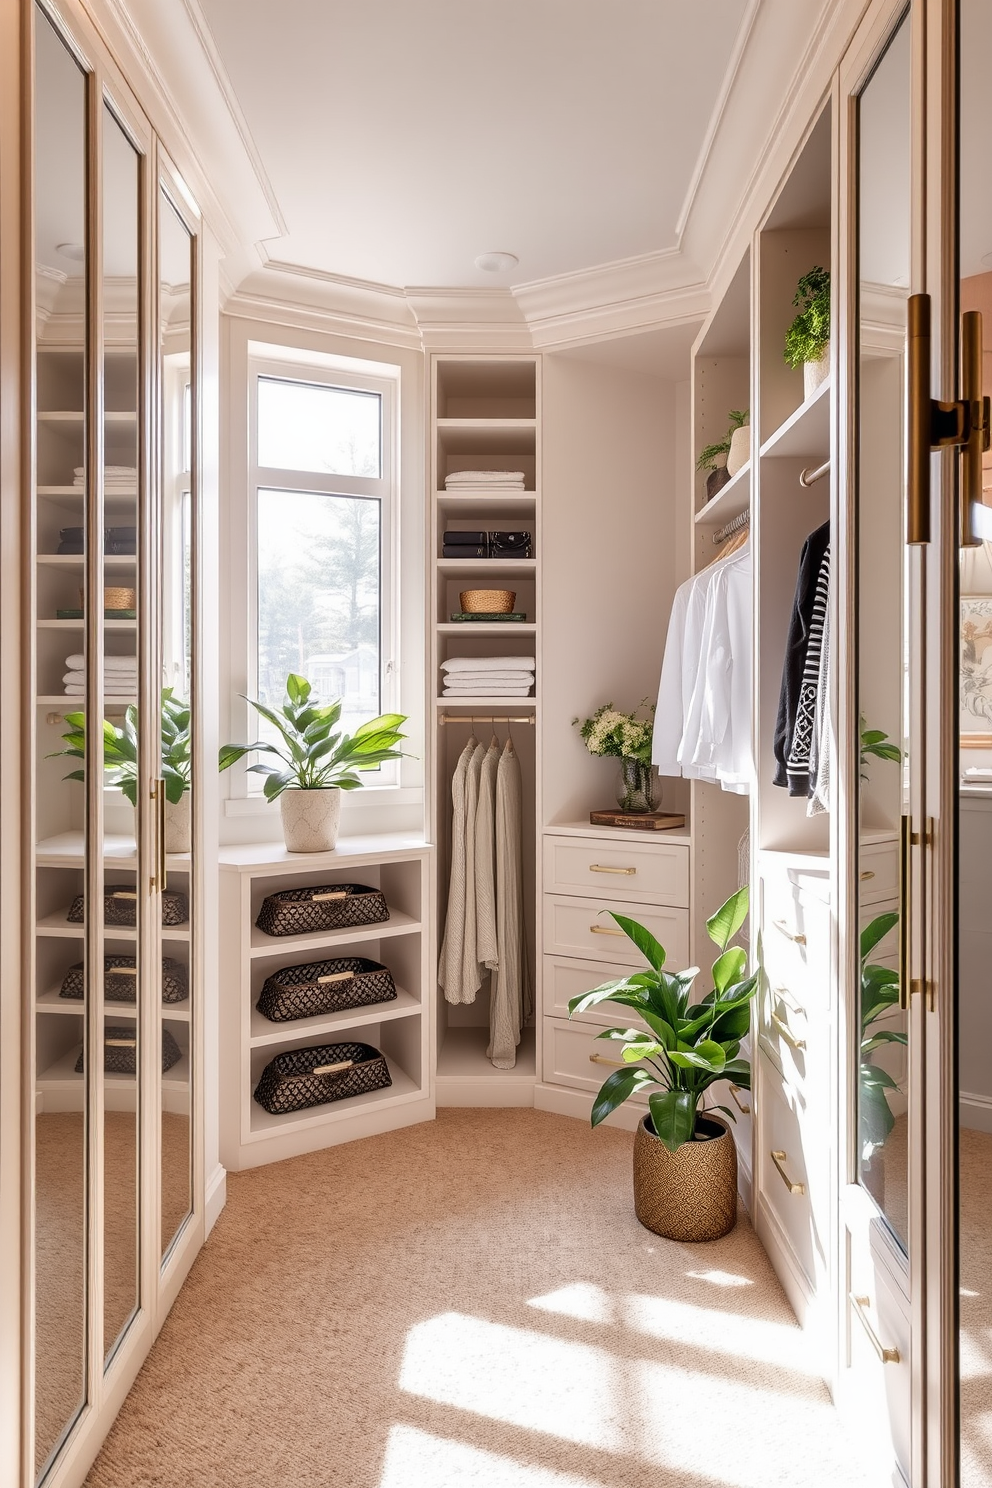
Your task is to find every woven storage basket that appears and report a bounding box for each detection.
[58,955,188,1004]
[67,888,188,927]
[252,1040,391,1115]
[459,588,515,613]
[255,883,389,937]
[257,956,397,1023]
[74,1025,182,1075]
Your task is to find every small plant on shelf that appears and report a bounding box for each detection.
[696,409,750,502]
[784,266,831,391]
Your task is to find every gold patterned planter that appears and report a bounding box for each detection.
[633,1113,738,1241]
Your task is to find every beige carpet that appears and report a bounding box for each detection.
[86,1109,884,1488]
[960,1126,992,1488]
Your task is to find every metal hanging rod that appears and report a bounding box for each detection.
[799,459,830,487]
[712,508,751,545]
[439,713,535,726]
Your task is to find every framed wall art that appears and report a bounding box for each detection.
[959,594,992,747]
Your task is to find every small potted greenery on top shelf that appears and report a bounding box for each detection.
[784,265,831,399]
[696,409,750,504]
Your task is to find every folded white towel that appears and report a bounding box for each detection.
[441,670,534,683]
[65,653,138,672]
[73,466,137,478]
[63,670,136,687]
[441,655,535,673]
[443,684,534,696]
[445,471,525,485]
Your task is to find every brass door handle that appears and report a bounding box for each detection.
[590,925,625,936]
[589,864,636,875]
[772,919,806,945]
[907,293,932,544]
[850,1294,901,1364]
[899,815,911,1012]
[770,1010,806,1052]
[729,1083,750,1115]
[962,310,990,548]
[589,1053,627,1067]
[770,1150,805,1195]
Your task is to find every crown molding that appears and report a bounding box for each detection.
[224,264,421,351]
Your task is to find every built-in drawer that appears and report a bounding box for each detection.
[756,1051,824,1289]
[858,837,899,906]
[543,954,647,1027]
[758,977,819,1089]
[542,1015,650,1103]
[847,1252,911,1471]
[706,1076,753,1176]
[543,894,689,968]
[758,872,831,1013]
[543,834,689,907]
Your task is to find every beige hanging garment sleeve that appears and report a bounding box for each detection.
[475,740,500,972]
[489,739,530,1068]
[459,740,486,1001]
[439,737,476,1004]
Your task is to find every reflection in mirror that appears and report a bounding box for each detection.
[159,192,194,1259]
[958,3,992,1482]
[32,6,89,1473]
[102,103,141,1364]
[856,15,911,1251]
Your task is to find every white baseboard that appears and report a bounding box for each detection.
[205,1163,227,1236]
[961,1090,992,1134]
[436,1077,535,1108]
[534,1082,641,1129]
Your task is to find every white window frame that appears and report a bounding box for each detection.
[228,346,401,806]
[162,352,191,697]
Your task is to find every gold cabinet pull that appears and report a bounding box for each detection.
[907,293,932,544]
[314,891,348,902]
[312,1059,354,1076]
[899,815,911,1011]
[850,1294,901,1364]
[770,1010,806,1052]
[111,890,138,900]
[589,864,636,875]
[859,870,875,881]
[961,310,990,548]
[317,971,355,985]
[590,925,625,936]
[589,1052,626,1068]
[772,919,806,945]
[729,1083,751,1115]
[770,1150,805,1195]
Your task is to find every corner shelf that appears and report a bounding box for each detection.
[248,987,420,1047]
[694,461,751,525]
[249,907,421,958]
[759,377,831,460]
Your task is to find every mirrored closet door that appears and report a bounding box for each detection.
[28,4,201,1483]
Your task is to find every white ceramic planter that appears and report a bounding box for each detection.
[804,342,830,398]
[279,787,342,853]
[164,792,191,854]
[725,424,751,478]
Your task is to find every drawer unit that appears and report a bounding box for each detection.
[543,834,689,907]
[707,1076,753,1173]
[756,1052,823,1289]
[543,954,646,1028]
[858,838,899,906]
[542,1016,651,1103]
[544,894,689,968]
[758,977,815,1087]
[758,871,831,1014]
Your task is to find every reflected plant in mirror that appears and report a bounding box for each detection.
[859,911,907,1162]
[860,716,902,780]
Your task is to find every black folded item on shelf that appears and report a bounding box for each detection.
[255,883,389,937]
[74,1025,182,1076]
[57,526,137,555]
[442,530,531,559]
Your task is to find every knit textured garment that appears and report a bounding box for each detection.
[772,520,830,794]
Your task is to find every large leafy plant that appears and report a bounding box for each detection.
[219,672,408,800]
[859,911,907,1160]
[53,687,191,804]
[784,266,831,368]
[568,888,757,1152]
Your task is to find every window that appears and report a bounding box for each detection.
[247,353,398,788]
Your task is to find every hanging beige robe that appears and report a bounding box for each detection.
[439,737,480,1004]
[488,739,531,1067]
[459,740,486,999]
[475,739,500,974]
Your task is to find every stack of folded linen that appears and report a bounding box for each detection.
[63,652,138,697]
[72,465,138,490]
[57,525,136,555]
[441,655,535,697]
[444,469,525,491]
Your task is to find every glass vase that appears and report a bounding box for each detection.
[615,757,656,814]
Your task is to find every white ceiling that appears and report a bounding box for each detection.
[196,0,751,290]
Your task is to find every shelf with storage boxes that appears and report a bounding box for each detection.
[218,838,432,1168]
[431,355,542,1099]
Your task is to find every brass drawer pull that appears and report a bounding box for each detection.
[589,864,636,875]
[312,1060,354,1076]
[770,1010,806,1052]
[850,1294,901,1364]
[770,1149,805,1195]
[590,925,625,936]
[772,918,806,945]
[729,1083,751,1115]
[110,966,137,976]
[313,891,348,902]
[860,870,875,881]
[317,971,355,985]
[106,1037,136,1048]
[589,1053,626,1068]
[111,890,137,900]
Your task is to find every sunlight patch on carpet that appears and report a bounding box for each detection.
[625,1293,818,1373]
[526,1284,613,1323]
[379,1425,601,1487]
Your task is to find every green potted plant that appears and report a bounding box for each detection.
[568,887,757,1241]
[219,672,409,852]
[859,912,906,1192]
[784,265,831,398]
[695,409,750,500]
[572,700,656,814]
[53,688,193,851]
[724,408,750,477]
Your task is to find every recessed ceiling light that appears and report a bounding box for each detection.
[56,242,85,262]
[475,251,518,273]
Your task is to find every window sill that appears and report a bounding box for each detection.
[223,786,424,818]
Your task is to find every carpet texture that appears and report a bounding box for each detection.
[85,1109,886,1488]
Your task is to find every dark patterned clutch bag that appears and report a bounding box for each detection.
[254,884,388,937]
[252,1041,391,1115]
[257,957,396,1022]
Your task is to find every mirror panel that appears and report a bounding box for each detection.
[855,14,911,1252]
[159,192,194,1259]
[32,6,90,1472]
